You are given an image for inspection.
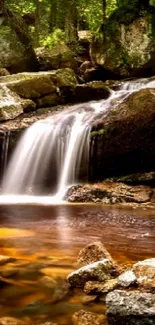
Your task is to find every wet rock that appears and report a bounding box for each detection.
[106,290,155,325]
[82,294,98,304]
[77,241,113,266]
[72,81,110,103]
[0,264,18,277]
[39,276,57,289]
[79,61,92,74]
[90,87,155,180]
[0,255,15,265]
[116,172,155,186]
[117,270,137,288]
[84,279,118,295]
[67,259,116,288]
[72,310,105,325]
[66,182,152,205]
[36,45,77,71]
[35,93,63,108]
[0,68,10,76]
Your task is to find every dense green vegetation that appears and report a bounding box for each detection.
[0,0,155,52]
[0,0,146,48]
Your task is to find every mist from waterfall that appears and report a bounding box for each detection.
[1,76,155,203]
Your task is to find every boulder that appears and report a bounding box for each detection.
[77,241,113,266]
[72,81,110,103]
[72,310,105,325]
[0,85,35,120]
[0,16,37,73]
[106,290,155,325]
[90,7,155,78]
[35,45,77,71]
[67,259,116,288]
[0,69,77,110]
[90,88,155,180]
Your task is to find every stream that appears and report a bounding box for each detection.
[0,204,154,324]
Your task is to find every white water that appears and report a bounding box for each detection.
[1,77,155,204]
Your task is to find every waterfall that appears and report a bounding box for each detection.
[1,77,155,202]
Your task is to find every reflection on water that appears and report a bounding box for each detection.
[0,204,154,324]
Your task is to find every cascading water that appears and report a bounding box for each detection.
[1,77,155,204]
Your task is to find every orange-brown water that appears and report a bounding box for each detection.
[0,204,154,324]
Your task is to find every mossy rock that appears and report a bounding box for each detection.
[36,45,78,71]
[90,7,155,77]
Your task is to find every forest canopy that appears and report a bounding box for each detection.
[1,0,155,48]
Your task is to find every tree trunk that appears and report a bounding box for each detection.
[34,0,42,47]
[5,8,38,71]
[65,0,78,45]
[49,0,57,33]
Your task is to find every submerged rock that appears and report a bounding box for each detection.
[67,259,116,288]
[77,241,113,266]
[106,290,155,325]
[72,310,105,325]
[0,317,27,325]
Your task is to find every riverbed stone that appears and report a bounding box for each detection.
[0,255,15,265]
[106,290,155,325]
[72,310,105,325]
[67,259,115,288]
[77,241,113,266]
[66,182,152,204]
[0,317,27,325]
[133,259,155,288]
[84,279,118,295]
[117,270,137,288]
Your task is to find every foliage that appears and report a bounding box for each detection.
[4,0,154,48]
[41,28,65,48]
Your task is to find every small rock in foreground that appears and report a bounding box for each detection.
[67,259,115,288]
[77,241,113,266]
[106,290,155,325]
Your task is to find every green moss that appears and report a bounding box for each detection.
[91,129,106,137]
